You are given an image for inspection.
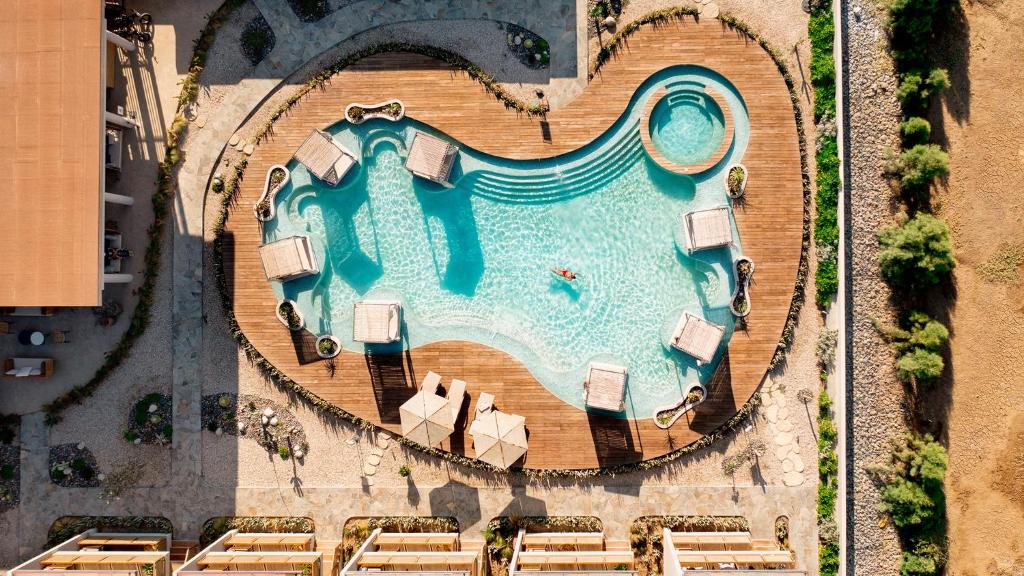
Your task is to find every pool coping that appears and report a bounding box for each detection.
[639,85,735,176]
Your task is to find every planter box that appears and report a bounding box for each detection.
[254,165,290,222]
[316,334,341,359]
[345,99,405,125]
[652,384,707,429]
[730,256,755,318]
[724,163,748,199]
[275,300,304,331]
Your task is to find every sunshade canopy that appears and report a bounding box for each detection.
[400,389,455,447]
[471,410,528,469]
[685,207,734,250]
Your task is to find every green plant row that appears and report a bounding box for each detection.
[211,13,802,478]
[808,6,840,307]
[201,516,314,548]
[817,389,840,576]
[41,0,246,426]
[47,516,174,548]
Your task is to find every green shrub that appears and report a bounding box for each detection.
[0,464,13,480]
[878,214,955,286]
[895,68,951,114]
[878,311,949,383]
[901,551,938,576]
[808,9,836,120]
[873,434,947,529]
[278,446,290,459]
[900,117,931,145]
[817,482,837,518]
[888,0,956,69]
[888,144,949,190]
[820,542,840,576]
[819,449,838,479]
[398,465,411,477]
[816,257,839,306]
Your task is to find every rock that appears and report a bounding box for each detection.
[133,438,142,445]
[215,427,223,436]
[514,35,522,45]
[228,134,240,147]
[783,471,804,487]
[363,465,377,476]
[261,415,269,425]
[76,442,85,450]
[97,473,106,482]
[269,416,279,426]
[291,427,298,434]
[788,455,805,473]
[294,450,304,459]
[524,38,534,49]
[264,407,275,417]
[237,423,247,434]
[367,454,382,466]
[148,404,158,413]
[774,431,793,445]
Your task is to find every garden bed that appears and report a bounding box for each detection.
[201,393,309,460]
[48,516,173,548]
[254,165,290,222]
[485,516,602,576]
[725,164,748,199]
[49,444,101,487]
[653,385,706,429]
[240,14,275,65]
[0,443,19,511]
[629,516,749,576]
[123,392,173,445]
[201,516,313,548]
[730,257,755,318]
[345,100,404,124]
[502,23,550,69]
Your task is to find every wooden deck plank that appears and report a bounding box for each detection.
[223,16,804,470]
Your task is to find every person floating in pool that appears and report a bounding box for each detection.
[552,267,577,282]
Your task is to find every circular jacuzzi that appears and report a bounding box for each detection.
[648,89,726,166]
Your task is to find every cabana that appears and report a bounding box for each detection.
[670,312,725,365]
[9,530,172,576]
[509,530,636,576]
[660,528,797,575]
[583,362,628,412]
[293,129,357,186]
[352,300,402,343]
[404,131,459,187]
[258,236,319,282]
[682,207,734,251]
[174,531,334,576]
[340,528,486,576]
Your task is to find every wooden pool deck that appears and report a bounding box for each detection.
[223,15,804,470]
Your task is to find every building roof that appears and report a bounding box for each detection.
[0,0,104,306]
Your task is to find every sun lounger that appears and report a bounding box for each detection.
[420,371,441,392]
[671,312,726,365]
[3,358,54,379]
[447,379,467,422]
[352,300,402,343]
[584,362,628,412]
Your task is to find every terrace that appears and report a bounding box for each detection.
[8,530,172,576]
[660,529,800,575]
[174,531,335,576]
[508,530,635,576]
[340,529,486,576]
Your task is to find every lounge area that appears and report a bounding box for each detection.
[293,129,358,186]
[670,312,726,365]
[340,529,486,576]
[661,529,798,574]
[352,300,402,344]
[259,236,320,282]
[682,207,735,252]
[404,131,459,187]
[509,530,636,575]
[9,530,171,576]
[174,531,335,576]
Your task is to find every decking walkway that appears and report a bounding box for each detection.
[223,16,804,470]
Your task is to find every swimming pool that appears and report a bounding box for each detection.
[262,65,750,419]
[649,86,726,165]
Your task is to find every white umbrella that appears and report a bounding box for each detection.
[399,389,454,447]
[471,411,528,469]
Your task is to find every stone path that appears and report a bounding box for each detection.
[761,376,806,487]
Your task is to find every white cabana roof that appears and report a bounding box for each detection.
[584,362,627,412]
[293,129,357,185]
[405,131,459,185]
[470,410,528,469]
[684,207,734,251]
[400,389,455,447]
[258,236,319,281]
[671,312,725,365]
[352,300,402,343]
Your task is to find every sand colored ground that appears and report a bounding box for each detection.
[937,0,1024,574]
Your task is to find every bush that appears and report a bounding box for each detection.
[888,144,949,190]
[897,348,944,382]
[888,0,956,69]
[0,464,13,480]
[820,542,840,576]
[816,258,839,306]
[817,482,837,518]
[872,434,947,529]
[878,214,955,286]
[808,9,836,120]
[900,117,931,146]
[901,551,938,576]
[878,311,949,383]
[398,465,411,477]
[895,68,951,114]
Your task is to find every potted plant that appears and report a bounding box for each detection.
[725,164,748,199]
[651,384,707,429]
[275,300,304,331]
[316,334,341,359]
[345,100,405,125]
[254,164,290,222]
[730,256,755,318]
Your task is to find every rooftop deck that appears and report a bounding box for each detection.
[223,15,804,470]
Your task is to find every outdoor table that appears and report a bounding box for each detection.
[17,330,44,346]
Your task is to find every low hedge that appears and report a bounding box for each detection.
[41,0,246,425]
[201,516,314,548]
[48,516,173,548]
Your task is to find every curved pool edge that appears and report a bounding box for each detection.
[641,85,736,175]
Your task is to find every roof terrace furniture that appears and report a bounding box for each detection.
[9,530,172,576]
[224,533,315,551]
[3,357,54,379]
[583,362,627,412]
[352,300,402,343]
[670,312,725,365]
[405,131,459,187]
[469,410,528,469]
[340,529,486,576]
[683,207,734,251]
[293,129,357,186]
[258,236,320,282]
[399,389,455,448]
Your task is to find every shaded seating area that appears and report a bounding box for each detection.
[10,529,171,576]
[259,236,319,282]
[340,528,486,576]
[293,129,357,186]
[509,530,636,575]
[583,362,628,412]
[469,410,528,469]
[175,531,333,576]
[670,312,725,365]
[404,131,459,187]
[352,300,402,343]
[661,529,798,574]
[3,357,54,379]
[682,207,734,251]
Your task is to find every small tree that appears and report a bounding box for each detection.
[900,117,931,146]
[869,433,947,529]
[876,311,949,383]
[887,144,949,189]
[878,214,955,287]
[896,348,945,382]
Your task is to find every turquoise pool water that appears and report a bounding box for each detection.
[649,86,726,165]
[262,65,750,419]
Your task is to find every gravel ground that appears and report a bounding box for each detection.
[0,444,19,512]
[201,393,309,459]
[842,0,907,574]
[48,444,101,488]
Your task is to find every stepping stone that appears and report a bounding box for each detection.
[783,471,803,487]
[371,447,384,457]
[195,115,207,128]
[765,404,779,423]
[366,454,381,466]
[363,465,376,476]
[782,458,794,473]
[776,420,794,433]
[787,454,805,473]
[777,406,790,420]
[243,143,255,156]
[774,431,793,446]
[704,2,720,17]
[229,134,240,147]
[761,395,774,407]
